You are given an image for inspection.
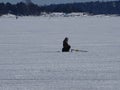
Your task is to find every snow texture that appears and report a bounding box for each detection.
[0,15,120,90]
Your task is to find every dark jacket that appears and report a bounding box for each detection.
[62,38,71,52]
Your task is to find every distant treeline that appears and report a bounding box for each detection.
[0,1,120,16]
[41,1,120,15]
[0,2,41,16]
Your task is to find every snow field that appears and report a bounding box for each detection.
[0,15,120,90]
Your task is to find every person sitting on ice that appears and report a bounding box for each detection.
[62,37,71,52]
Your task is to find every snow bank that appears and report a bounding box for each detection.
[0,14,16,18]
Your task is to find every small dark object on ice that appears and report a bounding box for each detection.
[62,37,71,52]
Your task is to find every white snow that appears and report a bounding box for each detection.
[0,15,120,90]
[1,14,16,18]
[41,12,86,17]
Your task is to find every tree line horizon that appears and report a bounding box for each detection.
[0,0,120,16]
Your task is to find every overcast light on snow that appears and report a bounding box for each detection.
[0,14,120,90]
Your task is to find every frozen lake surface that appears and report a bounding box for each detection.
[0,15,120,90]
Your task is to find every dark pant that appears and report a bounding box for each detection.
[62,46,71,52]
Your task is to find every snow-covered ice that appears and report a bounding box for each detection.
[0,15,120,90]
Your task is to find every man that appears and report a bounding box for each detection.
[62,37,71,52]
